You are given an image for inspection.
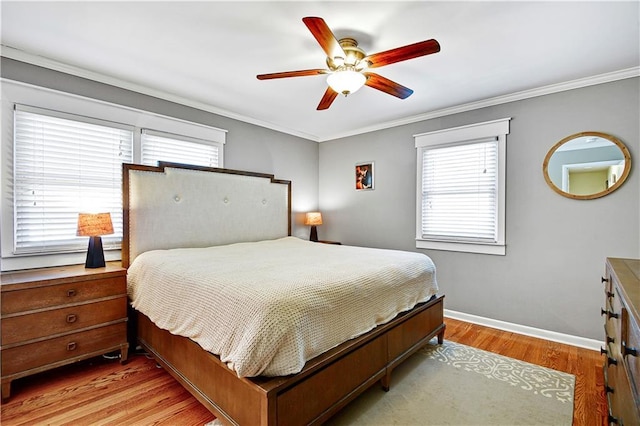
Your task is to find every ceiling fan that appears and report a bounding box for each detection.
[257,16,440,110]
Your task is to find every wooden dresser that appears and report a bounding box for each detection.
[1,262,129,400]
[602,258,639,425]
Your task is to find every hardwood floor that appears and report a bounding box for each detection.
[1,318,606,425]
[0,352,215,426]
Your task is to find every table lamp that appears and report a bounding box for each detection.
[304,212,323,242]
[77,212,114,268]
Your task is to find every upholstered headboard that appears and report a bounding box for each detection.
[122,162,291,268]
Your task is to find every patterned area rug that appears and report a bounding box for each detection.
[326,339,575,426]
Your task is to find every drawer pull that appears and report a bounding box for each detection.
[607,357,617,366]
[608,414,619,424]
[600,308,619,319]
[605,385,614,394]
[600,347,608,356]
[606,291,614,298]
[622,342,638,357]
[606,336,615,344]
[66,314,77,323]
[67,342,77,351]
[67,289,77,297]
[601,277,609,283]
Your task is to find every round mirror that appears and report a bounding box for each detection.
[543,131,631,200]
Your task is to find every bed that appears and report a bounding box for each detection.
[123,162,445,425]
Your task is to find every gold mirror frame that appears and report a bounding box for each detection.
[542,131,631,200]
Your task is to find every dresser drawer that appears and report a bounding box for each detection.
[1,322,126,377]
[1,277,126,315]
[622,306,640,403]
[1,297,127,346]
[605,288,624,355]
[607,360,640,426]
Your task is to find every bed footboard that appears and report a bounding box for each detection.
[136,294,444,425]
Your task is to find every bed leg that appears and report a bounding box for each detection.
[437,324,446,344]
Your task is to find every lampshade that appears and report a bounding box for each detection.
[327,70,366,95]
[304,212,323,226]
[77,212,114,237]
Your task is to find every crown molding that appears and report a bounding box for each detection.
[0,45,321,142]
[320,67,640,142]
[2,45,637,144]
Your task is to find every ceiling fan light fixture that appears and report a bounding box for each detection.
[354,60,368,72]
[258,17,440,110]
[333,56,345,67]
[327,69,366,96]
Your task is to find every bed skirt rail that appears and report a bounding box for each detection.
[136,294,444,425]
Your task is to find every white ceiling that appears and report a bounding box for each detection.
[1,1,639,142]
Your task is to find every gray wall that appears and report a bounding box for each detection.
[1,58,319,240]
[4,57,638,341]
[319,77,640,341]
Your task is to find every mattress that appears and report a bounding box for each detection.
[127,237,438,377]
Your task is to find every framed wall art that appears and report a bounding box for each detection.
[355,162,374,191]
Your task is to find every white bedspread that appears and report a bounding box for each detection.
[127,237,438,377]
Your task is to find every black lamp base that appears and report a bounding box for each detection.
[309,225,318,242]
[85,236,106,268]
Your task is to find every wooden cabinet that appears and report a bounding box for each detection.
[603,258,639,425]
[1,262,129,400]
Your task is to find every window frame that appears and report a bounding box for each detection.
[415,118,511,255]
[1,79,226,271]
[12,105,135,255]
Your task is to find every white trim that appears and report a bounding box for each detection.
[1,46,318,142]
[414,117,511,144]
[445,309,602,352]
[322,67,640,142]
[417,239,505,255]
[2,78,228,141]
[3,46,638,143]
[415,118,509,255]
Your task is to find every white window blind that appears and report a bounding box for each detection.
[420,138,498,243]
[141,129,220,167]
[13,106,133,254]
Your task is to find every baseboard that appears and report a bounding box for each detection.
[444,309,603,352]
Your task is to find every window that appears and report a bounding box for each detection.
[415,118,510,255]
[141,129,221,167]
[13,105,133,254]
[2,80,227,271]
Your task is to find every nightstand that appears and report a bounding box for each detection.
[317,240,342,245]
[1,262,129,400]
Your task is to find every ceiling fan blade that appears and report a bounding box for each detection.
[365,39,440,68]
[317,87,339,110]
[257,69,328,80]
[364,73,413,99]
[302,17,346,59]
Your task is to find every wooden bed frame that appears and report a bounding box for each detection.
[123,162,445,425]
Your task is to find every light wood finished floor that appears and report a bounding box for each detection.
[1,318,606,425]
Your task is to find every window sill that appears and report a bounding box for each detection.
[416,239,505,255]
[1,249,122,272]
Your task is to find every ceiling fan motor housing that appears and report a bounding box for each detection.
[326,38,369,71]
